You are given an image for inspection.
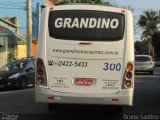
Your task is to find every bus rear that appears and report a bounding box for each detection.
[35,5,134,106]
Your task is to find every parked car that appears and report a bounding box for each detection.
[0,57,35,89]
[154,58,160,67]
[135,55,155,75]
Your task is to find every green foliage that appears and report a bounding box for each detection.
[152,32,160,58]
[135,40,149,55]
[7,52,14,63]
[137,10,160,56]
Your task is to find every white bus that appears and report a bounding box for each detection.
[35,4,134,110]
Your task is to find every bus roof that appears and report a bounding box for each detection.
[63,3,113,7]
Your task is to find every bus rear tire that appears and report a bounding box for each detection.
[105,106,122,114]
[114,106,123,113]
[48,103,66,111]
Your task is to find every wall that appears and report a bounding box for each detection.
[0,47,6,68]
[0,37,7,68]
[0,19,27,67]
[17,45,27,59]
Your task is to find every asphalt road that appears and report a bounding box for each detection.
[0,68,160,120]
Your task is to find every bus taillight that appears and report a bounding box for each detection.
[126,72,132,79]
[148,61,154,65]
[37,69,44,75]
[37,77,44,84]
[36,58,47,86]
[37,60,44,67]
[122,62,134,89]
[125,80,131,87]
[127,63,133,71]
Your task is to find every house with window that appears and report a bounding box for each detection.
[0,17,27,68]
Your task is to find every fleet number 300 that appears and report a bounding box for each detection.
[103,63,121,71]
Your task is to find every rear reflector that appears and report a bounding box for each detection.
[79,42,92,45]
[48,96,54,100]
[112,98,119,102]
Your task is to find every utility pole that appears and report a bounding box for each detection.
[27,0,32,57]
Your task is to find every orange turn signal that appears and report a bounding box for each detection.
[127,63,133,71]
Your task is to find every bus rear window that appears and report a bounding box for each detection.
[49,10,125,41]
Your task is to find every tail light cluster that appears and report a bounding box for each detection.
[148,61,154,66]
[122,62,134,89]
[36,58,47,86]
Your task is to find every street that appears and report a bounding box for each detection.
[0,68,160,120]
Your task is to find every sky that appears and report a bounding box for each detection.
[112,0,160,40]
[0,0,44,35]
[0,0,160,40]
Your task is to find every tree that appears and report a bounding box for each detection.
[7,52,14,64]
[152,31,160,58]
[135,40,148,55]
[137,10,160,56]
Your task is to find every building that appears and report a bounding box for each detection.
[0,17,27,68]
[45,0,59,5]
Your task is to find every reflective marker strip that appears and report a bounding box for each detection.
[48,96,54,100]
[79,42,92,45]
[112,98,119,101]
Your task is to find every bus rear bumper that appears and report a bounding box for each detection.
[35,86,134,106]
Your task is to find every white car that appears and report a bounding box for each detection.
[135,55,155,75]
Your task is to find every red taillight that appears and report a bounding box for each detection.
[37,77,44,84]
[36,58,47,86]
[126,72,132,79]
[125,80,131,87]
[48,96,54,100]
[49,7,54,11]
[37,60,44,67]
[122,62,134,89]
[112,98,119,102]
[121,10,125,14]
[37,69,43,75]
[148,61,153,65]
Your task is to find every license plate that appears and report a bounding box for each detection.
[74,78,93,86]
